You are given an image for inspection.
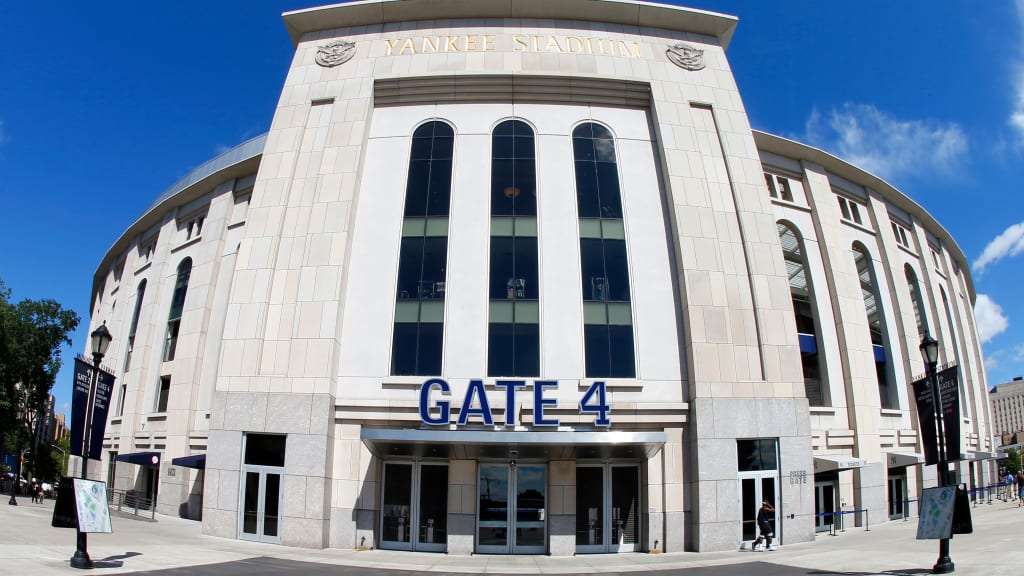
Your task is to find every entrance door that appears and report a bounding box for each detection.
[576,465,640,553]
[888,474,906,520]
[477,463,546,554]
[239,466,283,543]
[381,462,448,551]
[815,480,836,532]
[238,434,286,544]
[738,472,778,547]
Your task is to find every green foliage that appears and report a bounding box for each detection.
[1005,448,1022,476]
[0,278,80,465]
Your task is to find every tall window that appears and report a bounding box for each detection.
[574,123,635,378]
[489,120,539,376]
[392,121,454,376]
[778,222,825,406]
[852,244,893,409]
[905,266,929,338]
[123,280,147,373]
[163,259,192,362]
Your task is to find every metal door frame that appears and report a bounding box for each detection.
[380,460,448,552]
[814,479,836,533]
[476,462,547,554]
[737,471,779,547]
[575,463,641,554]
[238,464,284,544]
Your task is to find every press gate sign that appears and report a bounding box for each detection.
[418,378,611,427]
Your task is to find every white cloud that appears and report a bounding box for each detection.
[975,294,1010,343]
[973,221,1024,273]
[801,103,967,182]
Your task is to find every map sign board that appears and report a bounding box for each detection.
[917,486,955,540]
[51,477,113,533]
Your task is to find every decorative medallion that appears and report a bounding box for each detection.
[666,42,706,71]
[315,39,356,67]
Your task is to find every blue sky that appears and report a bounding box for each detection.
[2,1,1023,418]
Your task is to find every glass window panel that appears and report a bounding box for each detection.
[513,159,537,216]
[514,323,540,377]
[488,323,515,377]
[244,433,286,467]
[403,161,431,217]
[489,301,514,323]
[426,159,452,216]
[601,219,625,240]
[514,217,537,237]
[432,135,454,159]
[263,473,280,537]
[383,463,413,543]
[410,136,433,160]
[576,467,604,546]
[243,472,259,534]
[421,237,448,299]
[396,237,424,299]
[580,239,606,301]
[604,240,631,302]
[417,322,444,375]
[514,301,539,323]
[583,302,608,325]
[513,135,534,159]
[490,236,515,300]
[579,219,602,239]
[575,161,600,218]
[595,162,622,218]
[402,218,426,237]
[608,325,636,378]
[424,217,449,237]
[493,133,514,158]
[607,302,633,325]
[420,301,444,323]
[394,301,419,323]
[491,217,515,236]
[491,158,516,216]
[168,259,192,321]
[391,323,419,375]
[478,465,509,546]
[737,439,778,472]
[419,465,448,544]
[573,136,596,161]
[584,324,610,377]
[515,237,539,299]
[611,467,639,545]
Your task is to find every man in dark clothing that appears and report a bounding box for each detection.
[751,500,776,551]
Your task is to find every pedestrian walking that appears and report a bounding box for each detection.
[751,500,776,551]
[1016,472,1024,506]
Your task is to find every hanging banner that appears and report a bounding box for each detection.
[912,376,939,465]
[69,358,92,459]
[937,366,961,462]
[68,357,117,460]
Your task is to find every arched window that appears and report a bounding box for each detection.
[163,259,192,363]
[119,279,147,416]
[488,120,539,376]
[940,286,970,414]
[392,121,454,376]
[852,244,894,409]
[778,222,825,406]
[574,123,634,378]
[905,265,928,338]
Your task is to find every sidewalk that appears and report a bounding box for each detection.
[1,496,1023,575]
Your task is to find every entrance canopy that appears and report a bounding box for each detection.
[170,454,206,469]
[965,450,998,461]
[813,454,868,473]
[115,451,161,467]
[361,428,666,460]
[885,452,925,468]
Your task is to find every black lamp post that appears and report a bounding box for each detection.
[920,334,954,574]
[7,383,25,506]
[70,322,112,570]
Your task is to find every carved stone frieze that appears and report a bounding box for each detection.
[315,39,356,67]
[666,42,706,71]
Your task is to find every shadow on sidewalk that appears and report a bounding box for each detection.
[93,551,142,569]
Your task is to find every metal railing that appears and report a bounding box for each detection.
[108,488,156,521]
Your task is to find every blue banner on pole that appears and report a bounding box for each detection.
[69,357,116,460]
[69,358,91,459]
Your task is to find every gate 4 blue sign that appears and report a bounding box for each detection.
[419,379,612,427]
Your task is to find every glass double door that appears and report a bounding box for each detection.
[478,463,546,554]
[576,465,640,553]
[815,480,836,532]
[381,462,448,552]
[239,465,283,543]
[888,474,906,520]
[738,471,779,546]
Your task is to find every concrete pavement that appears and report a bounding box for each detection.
[1,495,1022,575]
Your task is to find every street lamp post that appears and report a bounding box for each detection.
[920,334,954,574]
[70,323,112,570]
[7,383,25,506]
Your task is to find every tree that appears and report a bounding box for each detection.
[0,279,80,475]
[1005,448,1022,477]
